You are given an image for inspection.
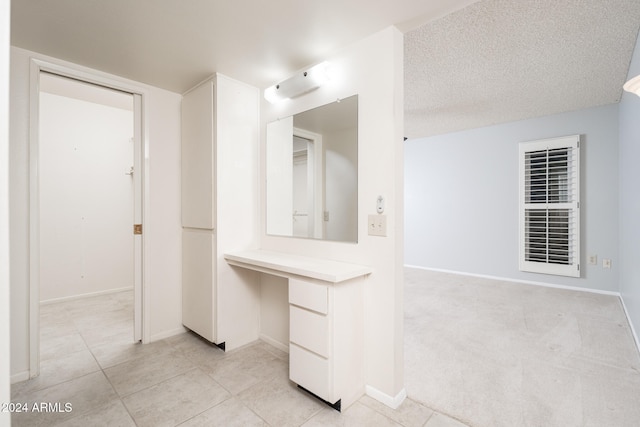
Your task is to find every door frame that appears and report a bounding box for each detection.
[28,58,149,378]
[293,127,323,239]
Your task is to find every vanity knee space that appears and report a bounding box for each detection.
[223,250,370,409]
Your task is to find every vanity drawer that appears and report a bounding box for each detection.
[289,278,328,314]
[290,343,332,402]
[290,305,330,358]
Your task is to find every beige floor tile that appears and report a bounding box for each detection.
[79,319,136,350]
[12,349,101,395]
[39,331,89,361]
[39,318,78,341]
[358,395,434,427]
[254,340,289,361]
[91,339,173,369]
[179,396,267,427]
[56,400,136,427]
[123,368,230,427]
[303,401,402,426]
[164,331,228,367]
[11,371,119,427]
[204,342,288,395]
[425,412,471,427]
[104,348,195,397]
[63,297,125,319]
[73,308,133,330]
[238,373,324,427]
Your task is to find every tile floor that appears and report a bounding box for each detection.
[11,268,640,426]
[11,288,461,426]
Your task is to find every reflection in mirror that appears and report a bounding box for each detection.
[266,95,358,242]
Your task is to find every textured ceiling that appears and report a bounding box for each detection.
[405,0,640,138]
[11,0,640,139]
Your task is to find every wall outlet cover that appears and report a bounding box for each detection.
[368,214,387,237]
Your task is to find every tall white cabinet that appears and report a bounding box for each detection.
[181,74,260,350]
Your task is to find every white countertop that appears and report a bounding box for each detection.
[224,249,372,283]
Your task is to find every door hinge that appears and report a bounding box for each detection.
[133,224,142,235]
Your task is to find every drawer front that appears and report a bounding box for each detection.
[289,278,328,314]
[290,305,330,358]
[290,343,332,402]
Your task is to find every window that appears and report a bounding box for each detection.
[519,135,580,277]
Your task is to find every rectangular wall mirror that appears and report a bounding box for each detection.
[266,95,358,242]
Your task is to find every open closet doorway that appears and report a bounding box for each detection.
[30,68,144,377]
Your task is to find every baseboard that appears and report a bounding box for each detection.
[405,264,620,296]
[259,333,289,354]
[619,296,640,355]
[10,370,30,385]
[40,286,134,305]
[365,385,406,409]
[149,326,188,342]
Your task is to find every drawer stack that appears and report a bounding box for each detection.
[289,278,333,403]
[288,276,364,410]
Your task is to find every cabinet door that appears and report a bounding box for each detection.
[182,229,215,341]
[182,80,214,229]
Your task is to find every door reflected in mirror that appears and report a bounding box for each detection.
[266,95,358,242]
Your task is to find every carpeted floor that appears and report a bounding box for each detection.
[404,267,640,427]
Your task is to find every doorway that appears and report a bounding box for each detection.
[39,72,134,302]
[29,61,145,378]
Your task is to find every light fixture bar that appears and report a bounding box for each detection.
[264,62,331,103]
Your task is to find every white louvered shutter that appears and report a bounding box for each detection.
[519,135,580,277]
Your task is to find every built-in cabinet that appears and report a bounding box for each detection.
[181,74,260,349]
[224,249,371,409]
[289,277,365,410]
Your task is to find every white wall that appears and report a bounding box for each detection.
[325,127,358,242]
[259,274,289,351]
[261,27,405,404]
[1,0,12,422]
[405,104,620,292]
[39,90,134,302]
[619,33,640,342]
[10,47,183,379]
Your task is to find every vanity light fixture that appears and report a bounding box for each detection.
[264,62,332,103]
[623,74,640,97]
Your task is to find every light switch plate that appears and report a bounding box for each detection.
[368,214,387,237]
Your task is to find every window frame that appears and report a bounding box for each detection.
[519,135,581,278]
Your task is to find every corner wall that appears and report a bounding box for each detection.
[261,27,405,404]
[9,47,183,379]
[405,104,620,292]
[619,31,640,343]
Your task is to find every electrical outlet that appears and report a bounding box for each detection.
[603,259,612,269]
[368,214,387,237]
[588,255,598,265]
